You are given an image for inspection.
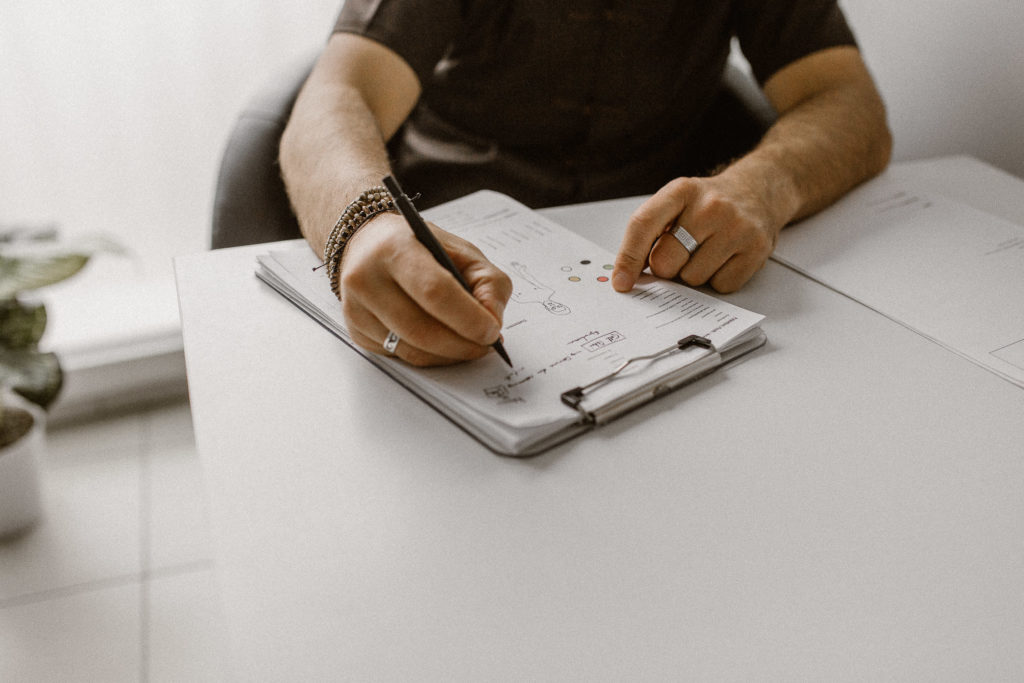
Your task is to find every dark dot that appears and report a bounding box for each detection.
[580,259,591,265]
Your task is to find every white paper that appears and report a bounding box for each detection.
[417,192,764,427]
[258,191,765,436]
[774,179,1024,387]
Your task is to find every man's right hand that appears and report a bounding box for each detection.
[279,32,507,367]
[338,213,513,367]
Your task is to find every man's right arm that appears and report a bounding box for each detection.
[280,33,419,256]
[280,34,512,366]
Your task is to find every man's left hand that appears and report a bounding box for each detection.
[612,171,787,294]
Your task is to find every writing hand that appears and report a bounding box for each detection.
[612,173,785,294]
[338,213,513,366]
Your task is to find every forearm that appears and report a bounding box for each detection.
[279,79,393,257]
[613,49,891,294]
[721,73,892,230]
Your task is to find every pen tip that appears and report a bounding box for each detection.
[495,343,512,368]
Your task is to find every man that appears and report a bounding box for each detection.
[280,1,892,367]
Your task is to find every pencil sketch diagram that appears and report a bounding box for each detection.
[507,261,571,315]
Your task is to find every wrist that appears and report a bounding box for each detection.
[324,186,397,299]
[716,154,802,234]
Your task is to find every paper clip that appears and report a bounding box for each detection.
[560,335,715,419]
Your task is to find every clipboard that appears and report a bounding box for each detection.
[254,191,768,457]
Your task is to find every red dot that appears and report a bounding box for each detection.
[597,276,609,282]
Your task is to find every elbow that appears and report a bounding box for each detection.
[846,78,894,180]
[278,76,320,188]
[279,114,300,187]
[864,95,894,178]
[871,119,894,177]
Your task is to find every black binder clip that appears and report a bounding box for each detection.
[560,335,715,422]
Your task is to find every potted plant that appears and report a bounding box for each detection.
[0,225,95,538]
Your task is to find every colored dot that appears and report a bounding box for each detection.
[568,276,581,282]
[597,276,609,282]
[580,259,591,265]
[603,264,613,270]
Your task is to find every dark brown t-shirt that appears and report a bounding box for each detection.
[334,0,856,208]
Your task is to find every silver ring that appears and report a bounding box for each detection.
[382,330,400,355]
[670,224,699,255]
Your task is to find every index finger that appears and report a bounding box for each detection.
[390,234,507,347]
[612,179,697,292]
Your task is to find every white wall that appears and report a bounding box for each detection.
[1,1,341,277]
[841,0,1024,178]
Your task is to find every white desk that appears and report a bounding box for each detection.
[177,157,1024,680]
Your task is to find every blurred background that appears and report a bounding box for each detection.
[3,0,339,267]
[844,0,1024,178]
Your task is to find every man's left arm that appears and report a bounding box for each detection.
[612,46,892,294]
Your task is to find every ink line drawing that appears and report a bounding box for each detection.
[508,261,571,315]
[581,331,626,352]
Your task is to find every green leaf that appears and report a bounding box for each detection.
[0,299,47,350]
[0,253,90,299]
[0,223,59,244]
[0,348,63,410]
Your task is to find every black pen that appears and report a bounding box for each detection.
[382,175,513,367]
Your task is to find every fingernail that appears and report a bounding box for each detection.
[612,272,632,291]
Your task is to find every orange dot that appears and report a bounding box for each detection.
[597,276,609,282]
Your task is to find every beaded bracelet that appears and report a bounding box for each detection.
[323,186,396,299]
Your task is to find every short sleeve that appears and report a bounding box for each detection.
[733,0,857,84]
[333,0,462,86]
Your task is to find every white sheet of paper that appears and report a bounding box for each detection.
[418,192,763,426]
[261,191,764,430]
[774,178,1024,387]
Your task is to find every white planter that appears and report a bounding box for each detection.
[0,409,45,539]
